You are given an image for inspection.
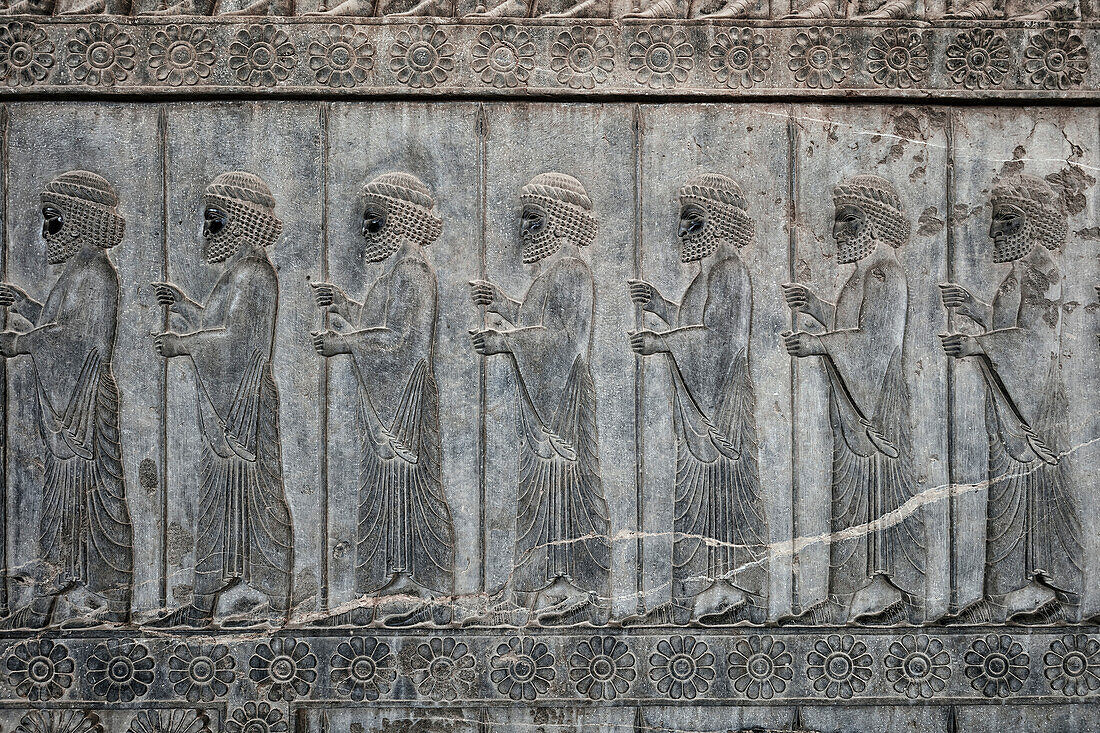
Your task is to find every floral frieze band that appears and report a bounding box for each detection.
[0,20,1095,96]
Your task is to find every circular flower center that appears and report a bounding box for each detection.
[984,653,1009,679]
[966,48,990,71]
[249,43,275,71]
[188,656,216,684]
[668,653,696,682]
[1044,49,1067,72]
[509,655,536,683]
[351,656,376,682]
[747,653,774,680]
[825,652,853,681]
[589,655,616,682]
[28,657,53,683]
[8,41,32,68]
[645,43,675,73]
[429,656,455,678]
[242,722,269,733]
[328,42,354,70]
[726,45,751,71]
[885,46,910,71]
[568,43,596,73]
[87,41,115,70]
[407,42,437,71]
[168,41,196,68]
[807,45,831,70]
[1061,651,1087,677]
[108,656,134,683]
[488,42,517,72]
[903,652,931,681]
[269,655,297,683]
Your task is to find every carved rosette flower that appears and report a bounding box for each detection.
[1044,634,1100,696]
[6,639,74,702]
[945,29,1010,90]
[551,27,614,90]
[0,22,54,87]
[410,636,476,702]
[16,710,102,733]
[806,634,873,699]
[707,29,769,90]
[389,25,454,89]
[884,634,950,699]
[965,634,1029,698]
[168,642,236,703]
[866,27,928,89]
[649,635,715,700]
[225,702,288,733]
[472,25,534,89]
[249,637,317,702]
[128,710,212,733]
[149,25,215,87]
[331,636,395,702]
[228,24,297,88]
[1024,28,1088,91]
[628,26,693,90]
[787,27,850,89]
[490,636,555,701]
[66,23,135,87]
[727,635,793,700]
[569,635,636,700]
[308,24,373,89]
[87,639,155,703]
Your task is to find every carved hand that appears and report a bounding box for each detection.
[938,283,975,315]
[628,330,667,356]
[782,330,824,358]
[468,280,499,308]
[939,333,982,359]
[154,332,186,358]
[469,328,509,356]
[781,283,820,316]
[152,282,184,308]
[0,283,28,312]
[627,279,658,310]
[0,332,21,358]
[310,282,349,314]
[311,330,349,358]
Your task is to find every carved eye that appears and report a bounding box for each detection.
[204,206,227,236]
[42,206,63,236]
[363,206,386,235]
[522,208,545,233]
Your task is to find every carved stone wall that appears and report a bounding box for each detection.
[0,8,1097,733]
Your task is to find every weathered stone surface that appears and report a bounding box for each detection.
[0,6,1096,731]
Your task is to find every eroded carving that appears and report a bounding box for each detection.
[0,171,133,630]
[150,171,293,628]
[782,174,927,626]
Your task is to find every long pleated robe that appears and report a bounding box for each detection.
[661,253,767,608]
[973,252,1081,599]
[345,254,453,597]
[22,251,132,612]
[184,251,292,611]
[505,254,610,602]
[815,246,925,604]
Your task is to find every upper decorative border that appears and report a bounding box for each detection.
[0,19,1096,97]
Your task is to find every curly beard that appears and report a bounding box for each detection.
[837,225,876,265]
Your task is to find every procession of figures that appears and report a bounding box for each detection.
[0,162,1091,633]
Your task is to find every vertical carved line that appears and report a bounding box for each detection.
[476,102,489,594]
[157,105,169,609]
[632,103,645,614]
[945,110,957,614]
[319,101,331,612]
[0,104,8,615]
[786,108,800,614]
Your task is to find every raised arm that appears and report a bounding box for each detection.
[469,279,520,325]
[153,281,204,331]
[782,282,834,328]
[939,282,992,330]
[628,278,677,326]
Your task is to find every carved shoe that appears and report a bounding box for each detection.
[849,574,908,626]
[776,599,844,627]
[0,604,52,631]
[1008,598,1066,626]
[942,599,1002,626]
[145,604,214,629]
[619,602,687,627]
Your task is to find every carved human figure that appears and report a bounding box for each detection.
[149,172,293,628]
[623,174,768,626]
[940,173,1082,625]
[310,173,454,627]
[783,0,914,20]
[142,0,290,18]
[309,0,451,17]
[0,172,132,629]
[781,174,926,626]
[944,0,1075,20]
[0,0,130,15]
[469,173,610,626]
[466,0,608,19]
[624,0,753,19]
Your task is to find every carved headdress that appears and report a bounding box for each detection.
[360,172,442,262]
[203,172,282,263]
[678,173,755,262]
[991,173,1067,262]
[519,172,598,263]
[832,175,910,263]
[40,170,125,263]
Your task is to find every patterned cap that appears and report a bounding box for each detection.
[362,172,435,211]
[991,173,1067,251]
[205,171,277,212]
[832,174,910,248]
[679,173,749,211]
[41,170,118,209]
[520,172,594,213]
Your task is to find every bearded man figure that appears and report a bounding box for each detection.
[469,172,610,626]
[940,174,1082,625]
[781,174,926,626]
[624,174,768,626]
[0,171,132,629]
[149,172,293,628]
[310,173,454,627]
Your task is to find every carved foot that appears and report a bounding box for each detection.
[57,609,129,630]
[620,602,687,627]
[1013,0,1078,19]
[386,0,454,15]
[0,604,51,631]
[942,0,1000,18]
[1008,598,1066,627]
[860,0,913,18]
[942,599,1003,626]
[849,574,908,626]
[783,0,833,18]
[305,0,372,15]
[690,580,749,625]
[145,604,213,629]
[695,0,753,18]
[776,599,844,627]
[623,0,681,16]
[530,576,601,627]
[308,606,375,627]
